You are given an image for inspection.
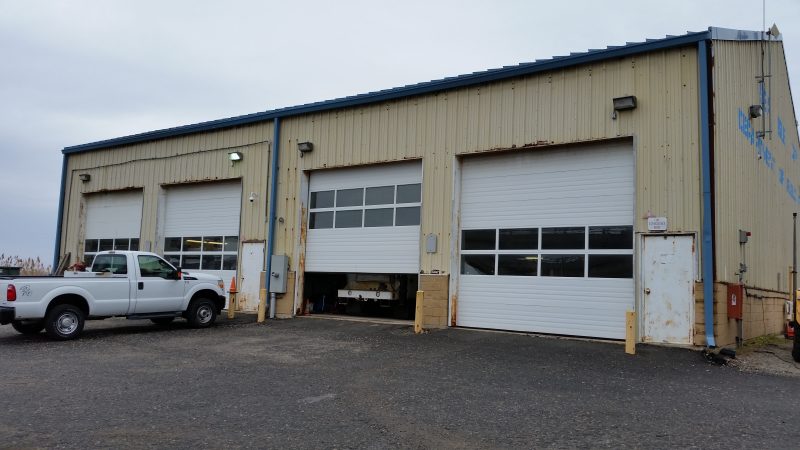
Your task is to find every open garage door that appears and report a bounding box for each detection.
[457,142,634,339]
[306,161,422,274]
[161,181,242,307]
[303,161,422,319]
[83,190,143,265]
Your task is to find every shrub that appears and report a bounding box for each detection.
[0,254,51,275]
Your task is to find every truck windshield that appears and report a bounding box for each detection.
[92,254,128,274]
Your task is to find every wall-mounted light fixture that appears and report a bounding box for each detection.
[228,151,243,167]
[79,174,91,182]
[297,142,313,157]
[749,104,763,119]
[611,95,637,120]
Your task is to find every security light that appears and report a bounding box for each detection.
[297,142,313,157]
[79,174,91,182]
[612,96,637,111]
[749,104,763,119]
[228,151,243,167]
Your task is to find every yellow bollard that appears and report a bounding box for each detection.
[227,277,237,320]
[414,290,424,334]
[625,310,636,355]
[257,288,267,323]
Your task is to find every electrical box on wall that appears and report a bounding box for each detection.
[269,254,289,294]
[727,283,744,320]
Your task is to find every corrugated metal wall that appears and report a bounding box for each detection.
[61,122,273,261]
[275,46,702,274]
[713,40,800,291]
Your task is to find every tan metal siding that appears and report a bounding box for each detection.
[61,122,273,261]
[275,47,702,274]
[713,40,800,291]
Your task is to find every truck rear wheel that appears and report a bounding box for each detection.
[187,298,216,328]
[44,304,85,340]
[12,321,45,335]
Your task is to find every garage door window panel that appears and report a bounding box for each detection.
[365,186,395,205]
[498,255,538,276]
[335,210,363,228]
[364,208,393,227]
[461,254,495,275]
[499,228,538,250]
[310,212,334,229]
[336,188,364,207]
[542,227,585,249]
[541,254,585,277]
[395,206,420,226]
[310,190,334,209]
[589,255,633,278]
[396,184,421,203]
[462,230,496,250]
[589,226,633,249]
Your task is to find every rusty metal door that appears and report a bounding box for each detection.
[238,242,264,311]
[642,234,695,345]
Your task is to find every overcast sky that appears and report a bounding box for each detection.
[1,0,799,264]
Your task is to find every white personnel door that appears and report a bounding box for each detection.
[641,234,695,345]
[238,242,265,311]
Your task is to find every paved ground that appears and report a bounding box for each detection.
[1,315,798,449]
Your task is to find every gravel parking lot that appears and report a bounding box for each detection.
[1,315,798,449]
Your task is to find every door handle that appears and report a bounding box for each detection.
[644,288,651,295]
[138,282,144,290]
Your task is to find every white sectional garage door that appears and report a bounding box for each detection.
[457,142,634,339]
[161,181,241,290]
[306,161,422,273]
[83,190,143,265]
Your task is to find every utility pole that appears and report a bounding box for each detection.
[793,213,800,362]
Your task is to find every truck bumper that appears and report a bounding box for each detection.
[0,306,14,325]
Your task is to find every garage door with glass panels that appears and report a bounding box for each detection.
[457,143,634,339]
[306,161,422,273]
[161,181,241,285]
[83,190,143,265]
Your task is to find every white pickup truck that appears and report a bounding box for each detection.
[0,251,227,340]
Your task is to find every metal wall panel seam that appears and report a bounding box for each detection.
[698,40,716,348]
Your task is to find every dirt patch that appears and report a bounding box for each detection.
[729,335,800,378]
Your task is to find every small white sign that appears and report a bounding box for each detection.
[648,216,668,231]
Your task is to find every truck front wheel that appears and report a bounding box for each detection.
[12,321,45,335]
[187,298,217,328]
[44,304,85,340]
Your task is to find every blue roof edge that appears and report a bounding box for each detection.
[64,27,747,154]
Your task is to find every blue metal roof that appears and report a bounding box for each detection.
[63,27,761,154]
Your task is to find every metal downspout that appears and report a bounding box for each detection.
[52,154,68,270]
[264,117,281,317]
[698,40,717,348]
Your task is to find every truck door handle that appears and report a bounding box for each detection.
[138,282,144,290]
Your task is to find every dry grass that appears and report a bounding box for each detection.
[0,254,51,275]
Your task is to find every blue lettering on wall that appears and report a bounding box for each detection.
[759,82,771,115]
[736,107,800,205]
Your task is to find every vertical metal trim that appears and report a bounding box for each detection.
[52,155,68,269]
[264,117,281,298]
[699,40,717,348]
